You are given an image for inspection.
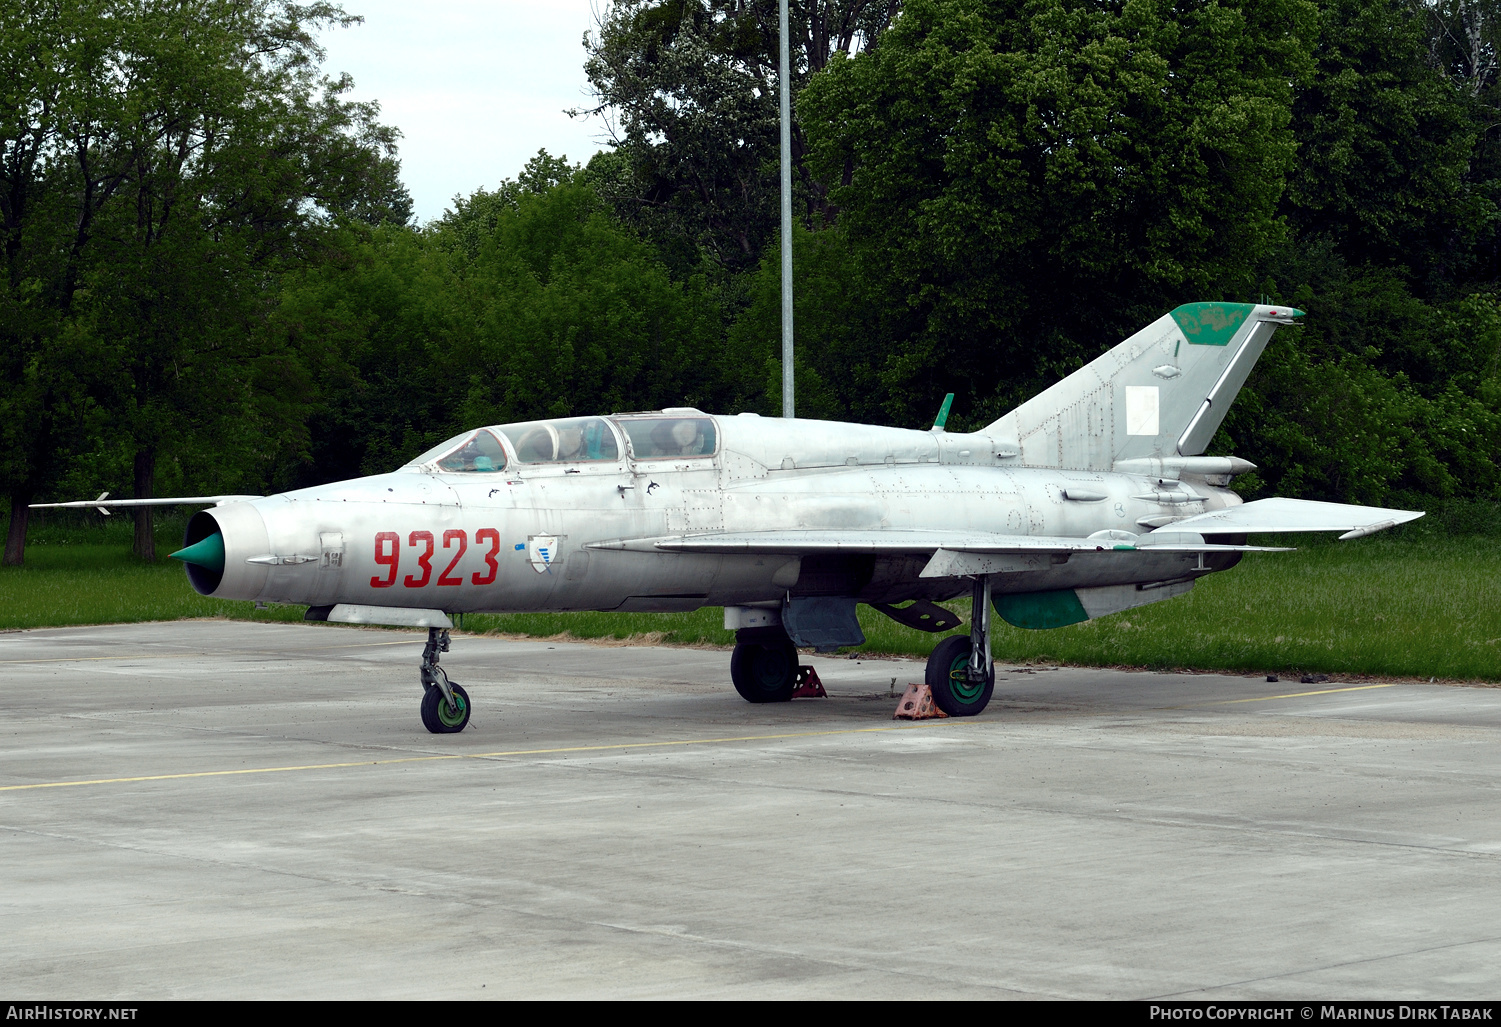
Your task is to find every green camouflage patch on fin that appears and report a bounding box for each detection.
[992,589,1089,630]
[1171,302,1254,346]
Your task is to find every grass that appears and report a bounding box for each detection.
[3,515,1498,681]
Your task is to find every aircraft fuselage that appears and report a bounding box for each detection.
[187,414,1244,614]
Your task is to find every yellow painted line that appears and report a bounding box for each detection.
[1161,682,1402,710]
[0,639,423,665]
[1214,682,1400,704]
[0,723,953,794]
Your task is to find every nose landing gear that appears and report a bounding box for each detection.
[419,627,471,733]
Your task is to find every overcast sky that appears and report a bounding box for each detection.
[319,1,612,223]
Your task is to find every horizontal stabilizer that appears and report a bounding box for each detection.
[1168,498,1424,537]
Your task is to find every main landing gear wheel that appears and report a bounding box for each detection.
[418,626,471,733]
[925,575,996,717]
[421,682,471,733]
[925,635,994,717]
[730,628,799,703]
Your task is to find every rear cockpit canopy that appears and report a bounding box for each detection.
[615,413,716,459]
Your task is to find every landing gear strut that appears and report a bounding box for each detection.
[925,576,995,716]
[419,627,471,733]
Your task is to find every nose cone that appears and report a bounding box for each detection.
[170,532,225,575]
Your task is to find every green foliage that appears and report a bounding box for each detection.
[1286,0,1493,287]
[274,152,735,482]
[1221,243,1501,505]
[726,222,890,420]
[7,0,1501,562]
[450,177,727,428]
[582,1,900,273]
[0,0,410,561]
[797,0,1316,425]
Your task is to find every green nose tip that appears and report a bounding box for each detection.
[170,532,225,575]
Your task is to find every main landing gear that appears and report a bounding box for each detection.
[419,627,471,733]
[728,579,996,717]
[924,576,995,717]
[730,626,800,703]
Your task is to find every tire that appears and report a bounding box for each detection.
[730,631,799,703]
[421,682,471,733]
[925,634,994,717]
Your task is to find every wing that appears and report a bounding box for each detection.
[1168,498,1424,539]
[589,528,1286,555]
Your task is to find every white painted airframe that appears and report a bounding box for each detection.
[36,303,1422,732]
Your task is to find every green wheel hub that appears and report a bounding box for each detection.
[753,647,793,688]
[948,652,987,703]
[436,690,468,728]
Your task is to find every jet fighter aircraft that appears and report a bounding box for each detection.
[36,302,1422,733]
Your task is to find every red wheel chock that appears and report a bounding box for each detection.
[894,683,948,720]
[792,666,827,698]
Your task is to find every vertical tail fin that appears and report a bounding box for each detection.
[982,303,1303,470]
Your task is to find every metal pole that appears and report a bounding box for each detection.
[779,0,794,419]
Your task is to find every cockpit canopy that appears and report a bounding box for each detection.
[402,412,717,472]
[616,415,717,458]
[500,417,619,463]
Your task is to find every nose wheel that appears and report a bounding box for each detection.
[421,681,471,733]
[419,627,471,733]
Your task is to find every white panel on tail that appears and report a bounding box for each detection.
[1125,386,1159,436]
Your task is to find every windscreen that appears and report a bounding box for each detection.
[406,431,474,468]
[435,429,507,472]
[406,429,508,472]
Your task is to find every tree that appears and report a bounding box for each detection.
[726,222,889,421]
[274,154,733,487]
[0,0,410,563]
[793,0,1315,426]
[1286,0,1494,290]
[582,1,900,273]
